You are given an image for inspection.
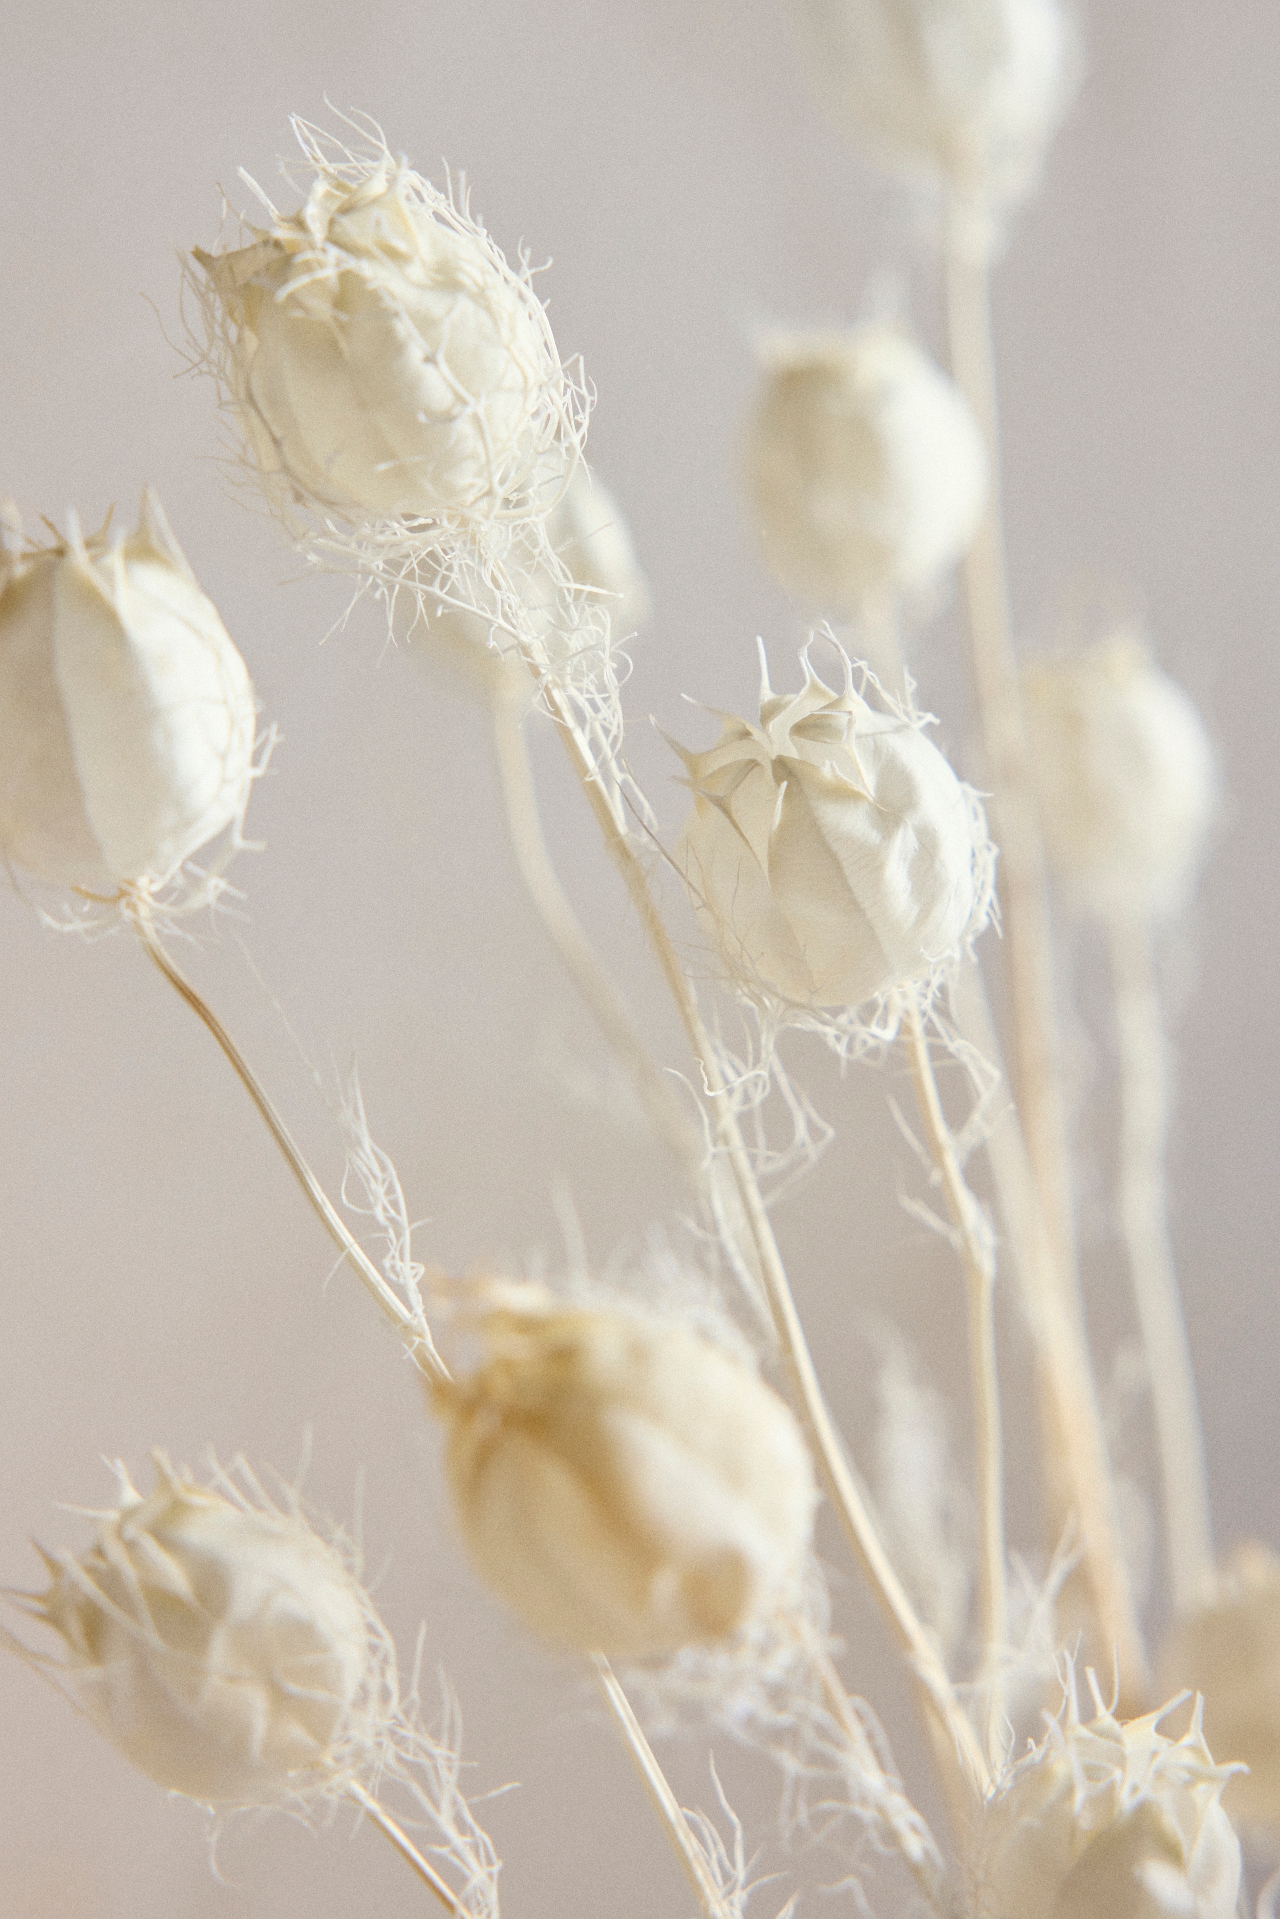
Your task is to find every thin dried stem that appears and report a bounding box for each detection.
[904,1000,1007,1722]
[125,894,446,1385]
[949,961,1150,1703]
[592,1655,742,1919]
[489,692,705,1182]
[533,674,988,1808]
[944,213,1146,1701]
[347,1782,469,1914]
[1108,915,1214,1615]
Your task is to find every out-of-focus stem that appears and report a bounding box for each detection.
[944,213,1147,1701]
[531,671,989,1806]
[943,220,1074,1276]
[489,692,705,1183]
[904,1001,1007,1714]
[592,1655,745,1919]
[950,962,1150,1704]
[1108,915,1214,1615]
[348,1783,467,1914]
[125,894,446,1386]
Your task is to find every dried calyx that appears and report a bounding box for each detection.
[675,644,993,1012]
[30,1455,381,1808]
[971,1680,1242,1919]
[195,126,581,529]
[748,324,988,614]
[434,1284,817,1659]
[0,488,257,896]
[1022,636,1217,924]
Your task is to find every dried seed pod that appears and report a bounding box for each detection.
[196,144,574,526]
[34,1456,376,1807]
[436,1289,817,1658]
[972,1687,1241,1919]
[676,647,993,1009]
[796,0,1075,215]
[1162,1544,1280,1832]
[0,489,256,892]
[1022,638,1217,923]
[748,326,988,612]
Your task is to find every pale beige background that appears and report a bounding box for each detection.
[1,1,1278,1913]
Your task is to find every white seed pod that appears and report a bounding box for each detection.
[971,1686,1242,1919]
[196,139,576,527]
[1162,1544,1280,1832]
[796,0,1076,216]
[0,489,256,894]
[33,1456,377,1807]
[676,647,993,1010]
[420,463,650,702]
[1022,638,1217,923]
[435,1287,817,1659]
[748,326,988,612]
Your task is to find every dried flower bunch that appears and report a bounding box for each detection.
[3,5,1268,1916]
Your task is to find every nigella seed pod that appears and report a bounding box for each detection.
[972,1685,1242,1919]
[796,0,1076,216]
[196,139,575,527]
[435,1288,817,1659]
[33,1457,376,1807]
[0,489,257,893]
[1022,638,1217,923]
[748,326,988,613]
[1162,1545,1280,1832]
[676,647,993,1010]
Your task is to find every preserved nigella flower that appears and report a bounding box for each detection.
[32,1455,377,1807]
[676,646,993,1010]
[1162,1544,1280,1832]
[1022,638,1217,923]
[196,135,576,526]
[435,1287,817,1658]
[796,0,1076,216]
[748,325,988,613]
[972,1682,1242,1919]
[0,488,257,893]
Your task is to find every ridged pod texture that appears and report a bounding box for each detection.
[1162,1545,1280,1833]
[1022,639,1217,923]
[749,326,988,611]
[797,0,1075,210]
[971,1695,1241,1919]
[0,489,256,891]
[39,1461,372,1806]
[199,159,567,524]
[677,655,991,1009]
[439,1295,817,1658]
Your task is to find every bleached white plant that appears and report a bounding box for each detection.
[674,642,994,1018]
[0,487,257,906]
[435,1284,817,1659]
[748,324,988,616]
[12,1454,500,1914]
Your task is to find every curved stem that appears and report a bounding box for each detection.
[904,1001,1007,1716]
[489,693,704,1183]
[347,1782,466,1913]
[125,896,445,1385]
[532,673,988,1805]
[1108,915,1214,1614]
[592,1655,745,1919]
